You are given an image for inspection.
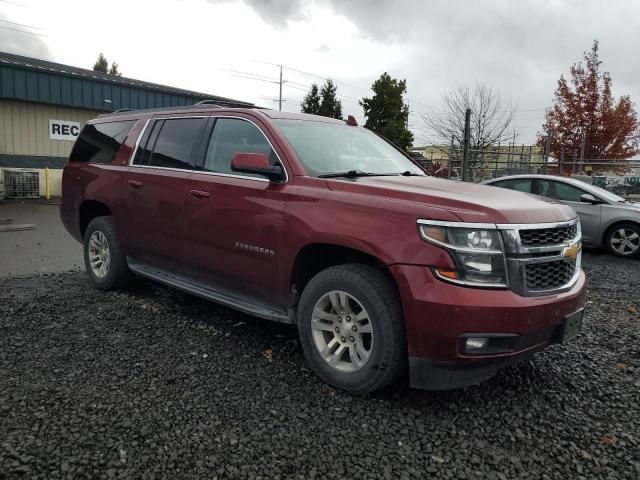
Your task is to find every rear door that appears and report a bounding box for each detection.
[534,178,602,244]
[182,115,289,304]
[122,116,206,271]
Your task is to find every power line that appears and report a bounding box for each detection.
[0,24,47,37]
[0,18,42,30]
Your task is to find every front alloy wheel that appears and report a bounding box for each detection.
[297,264,405,394]
[311,290,374,372]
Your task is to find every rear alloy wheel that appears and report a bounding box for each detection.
[605,223,640,258]
[298,264,405,394]
[83,216,131,290]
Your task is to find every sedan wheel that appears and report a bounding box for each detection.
[606,223,640,258]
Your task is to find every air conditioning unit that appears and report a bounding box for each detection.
[2,169,40,199]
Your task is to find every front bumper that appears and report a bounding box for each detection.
[390,265,587,390]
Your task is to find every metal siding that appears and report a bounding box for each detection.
[113,85,121,110]
[50,75,61,104]
[13,69,26,99]
[1,67,14,97]
[37,72,50,103]
[71,78,82,106]
[82,80,92,107]
[26,71,38,101]
[0,99,102,158]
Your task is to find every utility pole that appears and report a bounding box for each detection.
[448,134,454,179]
[579,136,586,173]
[542,129,552,174]
[278,65,283,111]
[462,108,471,182]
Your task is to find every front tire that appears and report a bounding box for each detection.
[83,216,131,290]
[605,222,640,258]
[297,264,405,394]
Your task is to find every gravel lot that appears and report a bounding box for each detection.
[1,252,639,479]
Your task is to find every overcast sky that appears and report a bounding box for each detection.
[1,0,639,145]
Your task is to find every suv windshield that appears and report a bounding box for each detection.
[274,119,424,177]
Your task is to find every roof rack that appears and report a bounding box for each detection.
[194,99,254,108]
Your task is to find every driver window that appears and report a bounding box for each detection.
[204,118,277,176]
[542,180,586,202]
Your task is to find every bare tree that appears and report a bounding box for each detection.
[422,83,516,168]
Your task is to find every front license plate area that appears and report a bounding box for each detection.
[559,308,584,342]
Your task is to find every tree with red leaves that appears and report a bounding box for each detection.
[538,41,638,172]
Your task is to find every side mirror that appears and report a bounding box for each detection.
[580,193,600,204]
[231,153,283,181]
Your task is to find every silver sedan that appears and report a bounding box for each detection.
[483,174,640,258]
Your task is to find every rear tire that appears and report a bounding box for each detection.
[83,216,131,290]
[297,264,405,394]
[604,222,640,258]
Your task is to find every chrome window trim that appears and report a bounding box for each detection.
[127,118,150,166]
[126,115,288,183]
[199,115,288,183]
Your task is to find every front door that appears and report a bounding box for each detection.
[121,116,206,271]
[535,179,602,245]
[182,116,289,304]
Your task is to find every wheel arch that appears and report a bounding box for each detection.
[289,242,396,304]
[79,200,112,239]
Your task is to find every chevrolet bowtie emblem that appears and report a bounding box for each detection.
[562,244,580,259]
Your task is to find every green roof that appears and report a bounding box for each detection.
[0,51,251,112]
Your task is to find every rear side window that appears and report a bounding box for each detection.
[133,118,205,170]
[493,178,532,193]
[69,121,135,164]
[203,118,277,176]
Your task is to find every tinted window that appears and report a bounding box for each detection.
[204,118,277,176]
[147,118,204,170]
[536,179,586,202]
[69,121,135,164]
[493,178,532,193]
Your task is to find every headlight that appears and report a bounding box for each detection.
[418,221,508,288]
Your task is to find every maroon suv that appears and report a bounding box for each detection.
[61,103,586,393]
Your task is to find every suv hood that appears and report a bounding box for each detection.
[326,176,577,224]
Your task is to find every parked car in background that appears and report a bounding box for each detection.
[61,104,586,394]
[484,175,640,258]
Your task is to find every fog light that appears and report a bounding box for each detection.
[465,337,489,351]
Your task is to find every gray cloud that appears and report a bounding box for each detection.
[0,14,51,59]
[207,0,309,28]
[215,0,640,143]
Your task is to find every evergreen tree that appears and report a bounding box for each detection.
[301,83,321,115]
[108,62,122,76]
[93,53,108,73]
[360,72,413,150]
[318,79,343,119]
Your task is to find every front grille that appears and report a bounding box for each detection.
[525,259,576,291]
[519,224,577,246]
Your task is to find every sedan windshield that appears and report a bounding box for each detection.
[273,119,424,177]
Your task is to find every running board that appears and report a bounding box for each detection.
[127,259,293,324]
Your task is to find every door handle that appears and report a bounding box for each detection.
[189,189,210,199]
[127,179,143,188]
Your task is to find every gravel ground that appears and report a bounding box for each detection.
[1,252,639,479]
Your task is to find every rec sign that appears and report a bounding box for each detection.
[49,119,80,141]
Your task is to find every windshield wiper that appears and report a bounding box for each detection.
[400,170,422,176]
[318,170,378,178]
